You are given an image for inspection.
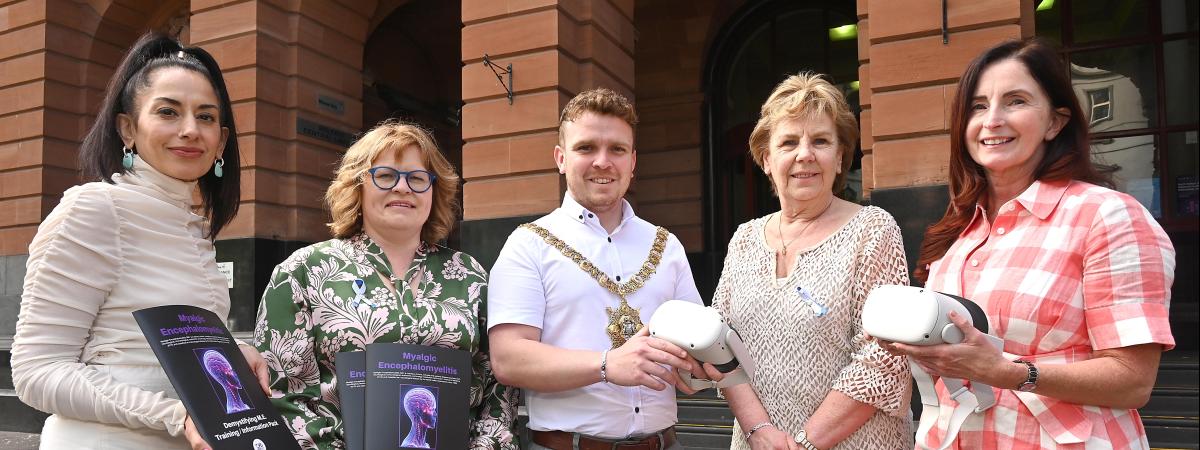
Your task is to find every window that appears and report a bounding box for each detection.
[1086,87,1114,125]
[1038,0,1199,227]
[1039,0,1199,351]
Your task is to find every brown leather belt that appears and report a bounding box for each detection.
[531,427,677,450]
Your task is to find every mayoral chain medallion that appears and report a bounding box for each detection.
[519,223,669,349]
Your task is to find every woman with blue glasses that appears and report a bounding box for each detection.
[253,120,518,449]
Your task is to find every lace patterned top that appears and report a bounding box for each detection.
[713,206,914,450]
[253,233,517,449]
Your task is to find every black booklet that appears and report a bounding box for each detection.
[335,351,366,450]
[133,305,300,450]
[363,343,472,449]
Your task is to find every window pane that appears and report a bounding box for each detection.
[1167,131,1200,217]
[1035,0,1062,44]
[1164,38,1199,126]
[1071,45,1158,132]
[1072,0,1150,43]
[1162,0,1199,34]
[1092,134,1161,217]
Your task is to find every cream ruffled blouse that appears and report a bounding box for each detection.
[11,157,230,437]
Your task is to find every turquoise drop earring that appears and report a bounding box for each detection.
[213,158,224,178]
[121,146,134,169]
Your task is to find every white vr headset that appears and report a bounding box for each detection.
[646,300,756,391]
[862,285,1004,450]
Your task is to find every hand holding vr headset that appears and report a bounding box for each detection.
[600,325,727,395]
[865,286,1010,385]
[863,285,1006,450]
[646,300,756,392]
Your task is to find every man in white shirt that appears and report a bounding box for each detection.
[488,88,717,449]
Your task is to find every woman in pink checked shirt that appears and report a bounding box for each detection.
[888,38,1176,450]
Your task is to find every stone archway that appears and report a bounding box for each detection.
[702,0,860,256]
[362,0,463,242]
[23,0,192,209]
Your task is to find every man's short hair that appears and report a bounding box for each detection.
[558,88,638,144]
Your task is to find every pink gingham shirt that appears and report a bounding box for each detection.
[923,179,1176,449]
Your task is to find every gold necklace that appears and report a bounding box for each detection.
[776,197,834,256]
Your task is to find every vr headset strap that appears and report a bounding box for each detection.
[913,334,1005,450]
[682,369,751,391]
[913,361,978,450]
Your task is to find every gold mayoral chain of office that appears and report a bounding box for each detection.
[519,223,669,349]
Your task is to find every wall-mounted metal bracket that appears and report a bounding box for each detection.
[942,0,950,44]
[482,54,514,104]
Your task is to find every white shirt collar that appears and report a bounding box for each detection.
[559,191,637,235]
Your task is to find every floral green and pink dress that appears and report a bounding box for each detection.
[253,233,517,449]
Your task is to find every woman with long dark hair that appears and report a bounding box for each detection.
[11,32,266,450]
[888,38,1175,449]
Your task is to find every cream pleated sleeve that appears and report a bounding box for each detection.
[11,184,188,436]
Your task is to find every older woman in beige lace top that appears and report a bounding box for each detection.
[713,73,912,450]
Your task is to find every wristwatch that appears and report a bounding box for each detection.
[794,429,819,450]
[1014,359,1039,392]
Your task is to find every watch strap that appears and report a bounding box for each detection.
[1014,359,1039,392]
[794,429,819,450]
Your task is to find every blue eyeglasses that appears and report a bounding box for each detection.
[366,167,437,193]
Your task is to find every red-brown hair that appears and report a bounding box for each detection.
[914,38,1112,283]
[326,120,461,243]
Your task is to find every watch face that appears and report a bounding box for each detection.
[1017,382,1037,392]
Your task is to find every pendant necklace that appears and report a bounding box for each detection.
[777,197,834,256]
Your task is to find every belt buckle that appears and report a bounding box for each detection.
[609,438,640,450]
[609,434,659,450]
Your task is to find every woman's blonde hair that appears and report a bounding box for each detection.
[748,72,859,193]
[326,120,461,242]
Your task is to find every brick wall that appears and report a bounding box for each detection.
[459,0,636,221]
[0,0,1042,289]
[0,0,191,334]
[193,0,371,243]
[0,0,386,253]
[0,0,403,333]
[861,0,1033,192]
[1,0,128,256]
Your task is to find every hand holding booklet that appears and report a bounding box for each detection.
[337,343,472,450]
[134,305,300,450]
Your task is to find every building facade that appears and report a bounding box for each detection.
[0,0,1196,364]
[1,0,1196,446]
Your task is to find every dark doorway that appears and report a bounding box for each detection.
[362,0,463,244]
[702,0,860,277]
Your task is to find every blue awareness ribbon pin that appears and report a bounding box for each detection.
[351,278,373,307]
[797,286,828,317]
